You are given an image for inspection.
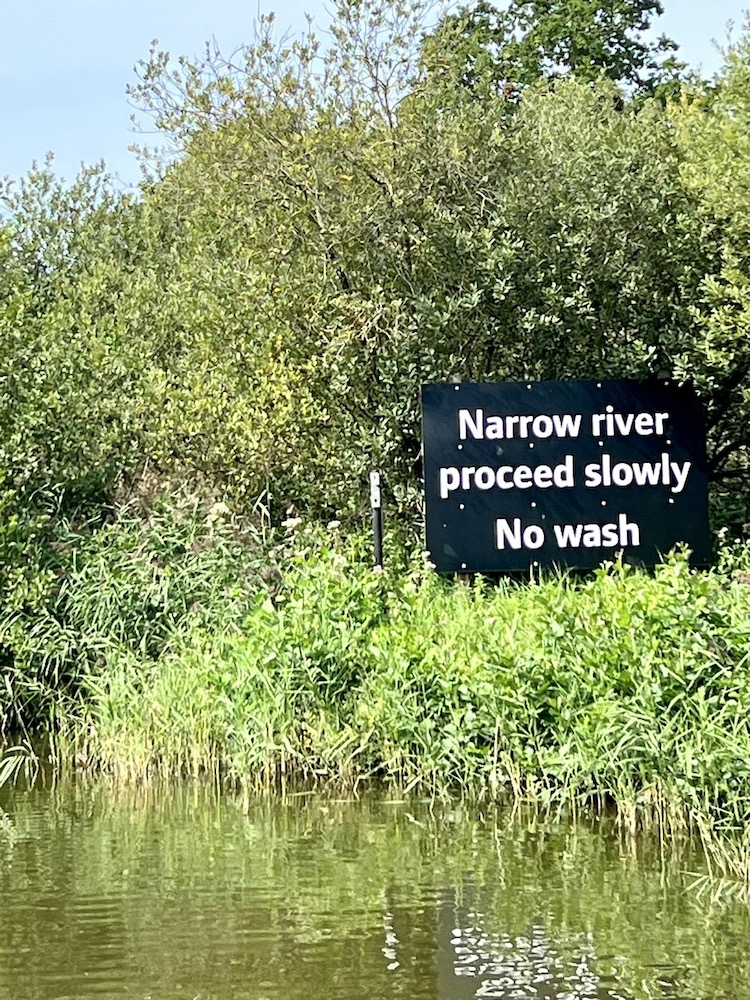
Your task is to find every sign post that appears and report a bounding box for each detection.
[422,380,710,574]
[370,470,384,570]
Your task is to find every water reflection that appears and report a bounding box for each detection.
[0,781,747,1000]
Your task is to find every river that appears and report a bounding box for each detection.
[0,780,748,999]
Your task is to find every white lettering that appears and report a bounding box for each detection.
[496,518,522,550]
[485,416,504,440]
[634,413,654,435]
[554,513,640,548]
[497,466,514,488]
[460,466,476,489]
[619,513,640,546]
[519,415,535,438]
[584,462,602,487]
[583,524,600,547]
[631,461,662,487]
[524,525,545,549]
[456,409,582,441]
[439,467,460,499]
[458,409,483,440]
[532,414,554,437]
[611,463,634,487]
[590,409,671,437]
[553,522,584,547]
[475,466,495,489]
[671,461,691,494]
[553,455,575,487]
[583,455,689,493]
[496,518,545,550]
[614,412,635,435]
[553,413,582,438]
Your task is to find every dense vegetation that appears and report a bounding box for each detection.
[2,0,750,882]
[5,511,749,883]
[2,0,750,524]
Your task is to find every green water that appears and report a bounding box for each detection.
[0,781,748,1000]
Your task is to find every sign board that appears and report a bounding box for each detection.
[422,380,710,573]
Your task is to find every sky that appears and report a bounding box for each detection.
[2,0,749,190]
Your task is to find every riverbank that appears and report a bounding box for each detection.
[3,499,750,887]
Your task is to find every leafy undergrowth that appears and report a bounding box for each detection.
[45,517,750,888]
[2,492,750,886]
[0,488,273,733]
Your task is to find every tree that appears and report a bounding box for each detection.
[0,164,152,508]
[3,0,748,530]
[122,4,710,518]
[669,22,750,523]
[423,0,685,97]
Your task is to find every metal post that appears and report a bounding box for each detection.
[370,470,384,569]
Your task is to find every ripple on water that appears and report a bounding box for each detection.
[0,785,748,1000]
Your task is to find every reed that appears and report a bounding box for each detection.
[45,519,750,890]
[3,495,750,889]
[0,490,270,733]
[0,739,39,789]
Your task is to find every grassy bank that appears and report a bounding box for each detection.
[3,498,750,885]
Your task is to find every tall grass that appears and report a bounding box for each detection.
[0,740,39,790]
[3,491,750,888]
[48,516,750,887]
[0,489,271,732]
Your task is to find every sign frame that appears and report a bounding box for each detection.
[421,379,710,573]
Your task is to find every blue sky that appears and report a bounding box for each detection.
[2,0,748,189]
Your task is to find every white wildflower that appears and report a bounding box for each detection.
[207,501,231,524]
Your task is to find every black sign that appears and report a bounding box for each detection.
[422,380,710,573]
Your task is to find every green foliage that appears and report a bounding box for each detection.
[2,0,750,891]
[0,740,39,789]
[423,0,686,96]
[0,490,270,733]
[0,484,71,732]
[0,165,157,522]
[670,27,750,523]
[116,26,711,518]
[0,2,748,527]
[71,528,750,885]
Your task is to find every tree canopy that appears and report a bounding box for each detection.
[423,0,686,96]
[1,0,749,530]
